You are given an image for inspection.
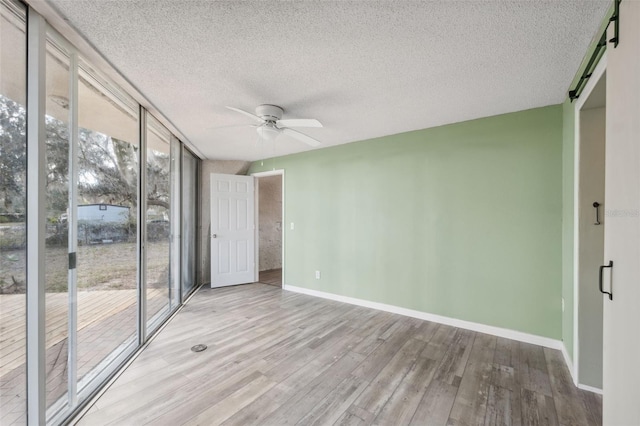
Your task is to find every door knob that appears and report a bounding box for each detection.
[212,234,217,239]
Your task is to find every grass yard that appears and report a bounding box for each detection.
[0,241,170,293]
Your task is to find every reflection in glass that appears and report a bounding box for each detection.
[145,114,172,332]
[0,4,198,420]
[182,148,199,298]
[0,1,27,424]
[44,38,71,411]
[170,135,181,308]
[75,61,139,391]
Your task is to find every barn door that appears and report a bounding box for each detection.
[602,2,640,424]
[210,174,256,287]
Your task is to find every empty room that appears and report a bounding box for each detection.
[1,0,639,425]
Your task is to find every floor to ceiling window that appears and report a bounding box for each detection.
[181,147,199,298]
[44,34,71,413]
[0,1,27,424]
[144,114,179,334]
[0,4,201,423]
[75,60,139,393]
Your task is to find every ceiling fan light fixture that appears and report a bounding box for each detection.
[225,105,323,147]
[256,124,280,143]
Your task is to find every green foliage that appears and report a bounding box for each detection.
[1,94,170,223]
[0,95,27,215]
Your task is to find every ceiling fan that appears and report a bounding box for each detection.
[224,104,323,147]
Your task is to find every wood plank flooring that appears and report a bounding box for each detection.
[259,268,282,287]
[75,284,601,426]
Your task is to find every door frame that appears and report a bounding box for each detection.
[572,51,607,392]
[251,169,285,285]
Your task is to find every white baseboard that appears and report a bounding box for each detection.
[577,383,603,395]
[558,340,603,395]
[283,284,564,351]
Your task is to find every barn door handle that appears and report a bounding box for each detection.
[599,260,613,300]
[593,202,601,225]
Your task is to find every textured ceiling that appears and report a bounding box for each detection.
[46,0,609,161]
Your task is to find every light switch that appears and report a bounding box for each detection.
[290,222,295,230]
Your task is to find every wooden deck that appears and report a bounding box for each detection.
[77,284,602,426]
[1,289,167,377]
[2,290,128,377]
[0,288,168,425]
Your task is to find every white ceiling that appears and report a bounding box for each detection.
[46,0,610,161]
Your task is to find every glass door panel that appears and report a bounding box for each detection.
[44,37,71,411]
[145,114,172,332]
[0,1,27,424]
[75,61,139,390]
[181,148,198,298]
[170,136,180,308]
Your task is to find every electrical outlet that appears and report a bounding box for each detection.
[290,222,295,230]
[562,298,565,312]
[315,270,321,279]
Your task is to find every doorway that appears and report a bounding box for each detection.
[574,57,606,392]
[254,171,284,287]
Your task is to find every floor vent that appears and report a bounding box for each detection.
[191,344,207,352]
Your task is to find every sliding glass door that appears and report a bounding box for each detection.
[0,1,27,424]
[0,5,201,423]
[75,60,139,391]
[181,147,199,298]
[44,35,71,413]
[144,114,180,334]
[43,30,144,420]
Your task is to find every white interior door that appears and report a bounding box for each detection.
[603,3,640,424]
[210,174,255,288]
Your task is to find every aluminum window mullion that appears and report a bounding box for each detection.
[67,50,79,408]
[138,107,147,345]
[176,142,186,306]
[170,138,181,311]
[195,156,201,288]
[26,8,47,425]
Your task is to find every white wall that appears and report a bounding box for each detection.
[577,106,605,389]
[603,2,640,422]
[199,160,251,284]
[258,175,282,272]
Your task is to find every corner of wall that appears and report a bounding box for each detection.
[559,1,615,371]
[561,98,576,365]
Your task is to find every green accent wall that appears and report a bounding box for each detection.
[562,99,575,361]
[250,105,563,339]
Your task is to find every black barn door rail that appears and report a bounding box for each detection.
[569,0,621,102]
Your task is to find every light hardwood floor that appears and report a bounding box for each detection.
[259,268,282,287]
[76,284,601,426]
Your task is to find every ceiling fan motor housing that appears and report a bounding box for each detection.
[256,104,284,122]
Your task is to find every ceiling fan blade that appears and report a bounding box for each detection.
[282,128,322,147]
[225,106,264,123]
[277,118,323,128]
